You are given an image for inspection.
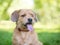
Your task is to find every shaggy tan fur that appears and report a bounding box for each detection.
[11,9,43,45]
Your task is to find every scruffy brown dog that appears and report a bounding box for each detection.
[11,9,43,45]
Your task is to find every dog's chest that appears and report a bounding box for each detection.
[21,32,27,39]
[16,32,33,44]
[21,32,33,40]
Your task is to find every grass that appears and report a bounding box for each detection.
[0,29,12,45]
[38,33,60,45]
[0,21,60,45]
[0,29,60,45]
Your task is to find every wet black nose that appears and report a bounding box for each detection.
[28,18,32,23]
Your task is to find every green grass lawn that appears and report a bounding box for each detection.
[0,29,60,45]
[0,30,12,45]
[0,21,60,45]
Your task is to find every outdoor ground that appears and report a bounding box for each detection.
[0,21,60,45]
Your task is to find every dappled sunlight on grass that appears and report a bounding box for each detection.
[35,29,60,33]
[0,21,60,33]
[0,21,15,30]
[34,22,60,33]
[0,21,15,33]
[34,22,60,29]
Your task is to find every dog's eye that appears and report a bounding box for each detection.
[30,14,34,17]
[21,14,26,17]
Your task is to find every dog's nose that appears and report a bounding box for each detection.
[28,18,32,23]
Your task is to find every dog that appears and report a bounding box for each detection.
[11,9,43,45]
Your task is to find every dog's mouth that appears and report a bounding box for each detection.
[24,23,33,31]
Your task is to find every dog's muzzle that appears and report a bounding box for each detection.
[24,18,32,26]
[24,18,33,31]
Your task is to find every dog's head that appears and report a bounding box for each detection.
[11,9,38,31]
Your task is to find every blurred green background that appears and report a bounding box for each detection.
[0,0,60,45]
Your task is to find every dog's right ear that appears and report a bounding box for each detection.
[11,11,19,22]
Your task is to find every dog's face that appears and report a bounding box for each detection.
[19,9,37,25]
[11,9,37,30]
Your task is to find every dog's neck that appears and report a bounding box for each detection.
[16,25,30,32]
[16,23,34,32]
[17,28,29,32]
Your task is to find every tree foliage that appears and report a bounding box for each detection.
[34,0,60,25]
[0,0,60,25]
[0,0,12,20]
